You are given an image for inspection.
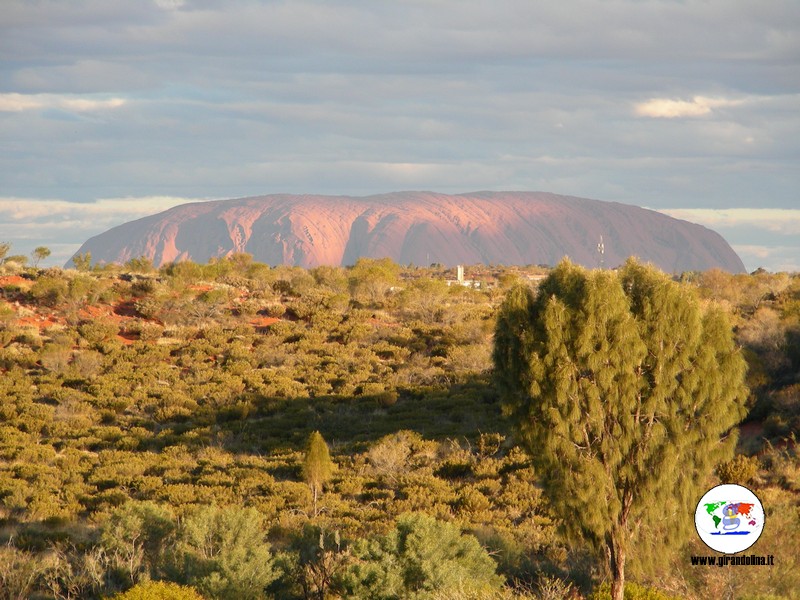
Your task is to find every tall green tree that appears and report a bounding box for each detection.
[493,259,747,600]
[302,431,335,517]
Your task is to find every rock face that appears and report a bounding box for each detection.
[69,191,745,273]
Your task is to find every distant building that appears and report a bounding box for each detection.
[446,264,481,288]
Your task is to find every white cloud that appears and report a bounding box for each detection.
[0,195,214,267]
[732,245,800,273]
[658,208,800,236]
[634,96,745,118]
[0,196,203,223]
[0,93,127,113]
[657,208,800,272]
[153,0,185,10]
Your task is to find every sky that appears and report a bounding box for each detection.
[1,0,798,272]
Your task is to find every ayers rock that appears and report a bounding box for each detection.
[69,191,745,273]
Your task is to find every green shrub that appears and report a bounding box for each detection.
[78,320,119,344]
[110,580,205,599]
[171,505,278,600]
[588,581,682,600]
[29,275,68,306]
[716,454,760,485]
[341,513,504,599]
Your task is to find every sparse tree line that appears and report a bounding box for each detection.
[0,247,798,599]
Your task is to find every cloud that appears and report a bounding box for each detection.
[657,208,800,272]
[732,245,800,273]
[634,96,746,118]
[658,208,800,236]
[0,93,126,113]
[0,196,211,267]
[0,196,200,240]
[153,0,185,9]
[0,0,797,237]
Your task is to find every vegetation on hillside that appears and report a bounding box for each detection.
[0,249,798,599]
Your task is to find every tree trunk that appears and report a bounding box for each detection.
[312,485,318,518]
[609,533,626,600]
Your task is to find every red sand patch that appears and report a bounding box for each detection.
[79,303,139,324]
[0,275,29,286]
[250,316,279,329]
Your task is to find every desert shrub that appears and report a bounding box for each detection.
[170,505,278,600]
[763,384,800,437]
[716,454,760,485]
[161,260,204,283]
[110,580,206,600]
[40,543,107,600]
[0,542,49,600]
[311,264,349,293]
[100,501,176,587]
[0,302,14,323]
[349,258,400,308]
[588,582,681,600]
[262,303,286,318]
[448,343,492,374]
[78,320,119,345]
[134,296,165,320]
[367,432,421,482]
[340,513,504,599]
[29,275,68,306]
[70,348,104,378]
[477,433,505,458]
[125,257,154,274]
[39,343,72,373]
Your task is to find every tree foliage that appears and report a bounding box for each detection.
[32,246,51,267]
[493,259,748,600]
[302,431,335,517]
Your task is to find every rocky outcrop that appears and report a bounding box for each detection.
[69,191,745,273]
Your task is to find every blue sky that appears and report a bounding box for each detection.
[1,0,798,271]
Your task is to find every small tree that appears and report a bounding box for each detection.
[302,431,335,517]
[73,252,92,272]
[493,259,747,600]
[32,246,51,267]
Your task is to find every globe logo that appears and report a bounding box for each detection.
[695,484,765,554]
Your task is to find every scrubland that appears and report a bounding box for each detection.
[0,256,797,599]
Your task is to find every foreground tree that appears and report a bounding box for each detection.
[493,259,747,600]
